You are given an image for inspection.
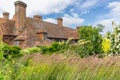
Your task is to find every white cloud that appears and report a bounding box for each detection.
[94,19,120,34]
[44,13,84,28]
[108,1,120,18]
[44,18,56,24]
[95,19,114,33]
[0,0,74,18]
[80,0,98,9]
[63,13,84,27]
[93,1,120,35]
[80,10,89,15]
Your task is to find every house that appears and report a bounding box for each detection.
[0,1,79,48]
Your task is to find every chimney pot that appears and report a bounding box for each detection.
[14,1,27,7]
[34,15,42,21]
[57,18,63,26]
[76,26,80,30]
[3,12,9,19]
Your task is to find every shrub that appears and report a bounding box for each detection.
[78,26,103,54]
[102,38,111,54]
[51,42,61,51]
[0,42,21,58]
[39,46,49,54]
[10,46,21,57]
[70,40,94,57]
[39,42,68,54]
[20,47,41,55]
[110,23,120,55]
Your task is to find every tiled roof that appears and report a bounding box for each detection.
[0,18,15,35]
[0,17,79,48]
[27,18,79,39]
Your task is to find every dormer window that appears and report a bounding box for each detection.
[15,41,19,46]
[36,29,47,40]
[14,35,25,46]
[43,33,47,40]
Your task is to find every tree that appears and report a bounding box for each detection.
[95,24,105,32]
[78,26,103,54]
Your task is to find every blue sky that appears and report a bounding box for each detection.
[0,0,120,34]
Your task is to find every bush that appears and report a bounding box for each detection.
[70,40,94,57]
[51,42,61,51]
[0,42,21,58]
[78,26,103,54]
[10,46,21,57]
[39,46,49,54]
[102,38,111,54]
[20,47,41,55]
[110,23,120,55]
[39,42,68,54]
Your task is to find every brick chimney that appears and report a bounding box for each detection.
[34,15,42,21]
[57,18,63,26]
[14,1,27,35]
[76,26,80,30]
[3,12,9,19]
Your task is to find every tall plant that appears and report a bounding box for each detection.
[0,36,4,60]
[110,22,120,55]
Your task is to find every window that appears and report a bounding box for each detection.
[44,33,47,40]
[15,41,19,46]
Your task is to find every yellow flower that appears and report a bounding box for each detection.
[102,38,111,53]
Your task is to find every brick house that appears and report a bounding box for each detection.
[0,1,79,48]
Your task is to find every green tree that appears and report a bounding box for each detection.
[95,24,105,32]
[78,26,103,54]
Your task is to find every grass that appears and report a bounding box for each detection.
[0,53,120,80]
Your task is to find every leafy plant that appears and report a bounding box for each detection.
[20,47,41,55]
[78,26,103,54]
[102,38,111,54]
[110,22,120,55]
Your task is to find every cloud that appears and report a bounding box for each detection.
[108,1,120,19]
[44,18,56,24]
[44,13,84,28]
[94,19,120,34]
[63,13,84,27]
[80,0,98,9]
[0,0,74,18]
[80,10,89,15]
[93,1,120,35]
[95,19,114,33]
[27,0,74,16]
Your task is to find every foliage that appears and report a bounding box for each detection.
[0,42,21,58]
[10,46,21,57]
[39,40,71,54]
[95,24,105,32]
[102,38,111,54]
[49,42,61,52]
[39,46,48,54]
[20,47,41,55]
[70,39,94,57]
[0,54,120,80]
[0,42,4,60]
[110,23,120,55]
[78,26,103,54]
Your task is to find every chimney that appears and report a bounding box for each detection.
[57,18,63,26]
[14,1,27,35]
[76,26,80,30]
[3,12,9,19]
[34,15,42,21]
